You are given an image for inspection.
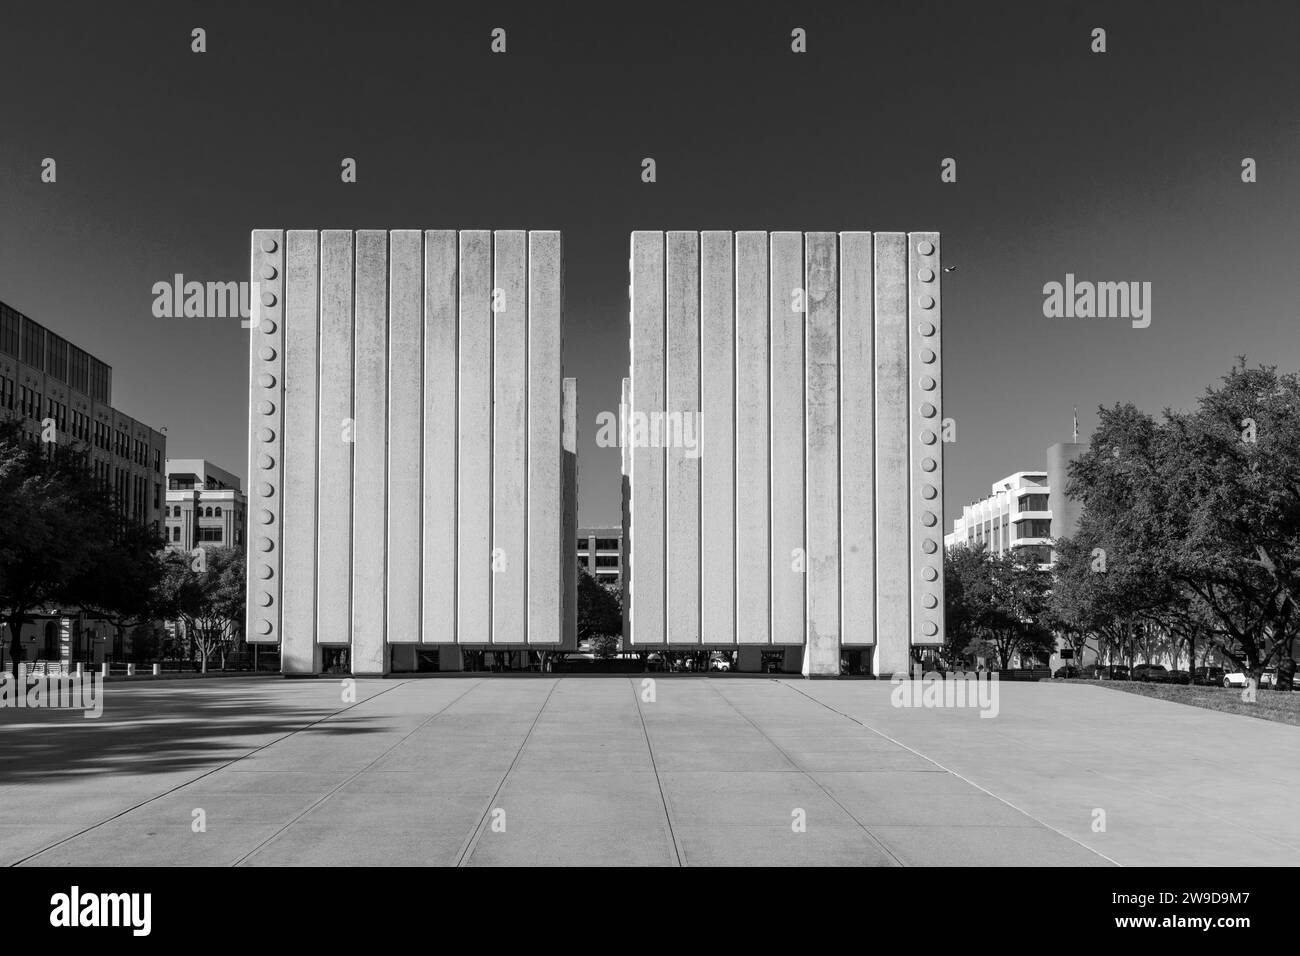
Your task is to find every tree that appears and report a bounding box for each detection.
[1067,361,1300,686]
[154,547,245,672]
[0,420,124,673]
[72,516,167,662]
[943,543,1053,670]
[577,568,622,644]
[942,543,991,668]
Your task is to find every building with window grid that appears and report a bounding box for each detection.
[0,300,166,531]
[164,459,246,552]
[577,527,623,591]
[0,299,166,670]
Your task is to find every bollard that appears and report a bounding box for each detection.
[152,663,160,677]
[75,662,83,678]
[101,663,108,679]
[127,663,135,677]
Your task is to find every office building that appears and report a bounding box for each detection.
[577,528,623,591]
[0,299,166,668]
[944,441,1087,564]
[164,459,246,551]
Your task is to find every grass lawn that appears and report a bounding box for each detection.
[1059,678,1300,726]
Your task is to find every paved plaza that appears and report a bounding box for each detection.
[1,676,1296,866]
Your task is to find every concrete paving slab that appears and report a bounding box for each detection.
[8,675,1289,865]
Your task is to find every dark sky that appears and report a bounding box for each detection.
[2,0,1297,529]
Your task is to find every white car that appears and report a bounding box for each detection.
[1224,671,1277,688]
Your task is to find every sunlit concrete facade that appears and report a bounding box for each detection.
[245,230,577,675]
[623,231,945,678]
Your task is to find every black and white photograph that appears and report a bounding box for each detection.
[0,0,1294,932]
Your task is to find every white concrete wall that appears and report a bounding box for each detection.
[422,231,458,646]
[734,232,770,647]
[352,231,389,675]
[665,231,700,646]
[629,232,665,644]
[699,231,735,646]
[386,230,422,647]
[246,231,285,647]
[839,233,874,649]
[248,230,574,674]
[277,230,320,673]
[626,231,943,676]
[873,233,911,677]
[909,233,945,648]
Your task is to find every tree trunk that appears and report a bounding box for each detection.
[6,615,25,679]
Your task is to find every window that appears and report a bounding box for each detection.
[154,483,161,510]
[198,527,223,542]
[595,555,619,568]
[577,538,590,551]
[214,506,222,517]
[171,526,180,542]
[0,306,19,357]
[595,537,620,550]
[20,316,44,368]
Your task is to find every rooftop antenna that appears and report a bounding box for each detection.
[1072,406,1078,444]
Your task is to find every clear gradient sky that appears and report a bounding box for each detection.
[2,0,1297,529]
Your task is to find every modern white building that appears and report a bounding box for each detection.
[944,471,1053,564]
[623,231,945,678]
[245,230,577,675]
[944,442,1087,565]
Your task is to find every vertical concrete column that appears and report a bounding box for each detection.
[803,232,840,677]
[528,231,564,645]
[909,233,944,646]
[839,232,875,650]
[458,232,493,644]
[620,376,632,644]
[629,231,665,644]
[439,645,463,672]
[352,231,389,676]
[700,231,735,646]
[769,232,805,645]
[279,230,321,673]
[666,231,700,646]
[737,646,763,673]
[387,230,423,645]
[422,231,458,644]
[316,231,354,648]
[734,232,770,647]
[562,377,578,650]
[246,230,285,647]
[493,231,528,644]
[873,233,911,677]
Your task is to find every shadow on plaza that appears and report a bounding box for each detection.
[0,678,392,784]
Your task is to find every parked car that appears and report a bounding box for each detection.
[1167,669,1192,685]
[1132,663,1170,683]
[709,655,731,672]
[1223,672,1251,688]
[1098,664,1130,680]
[1193,666,1225,686]
[1052,665,1080,679]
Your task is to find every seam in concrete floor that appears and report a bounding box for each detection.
[706,679,905,866]
[631,676,684,866]
[12,680,413,867]
[454,678,562,867]
[780,680,1121,867]
[232,679,486,866]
